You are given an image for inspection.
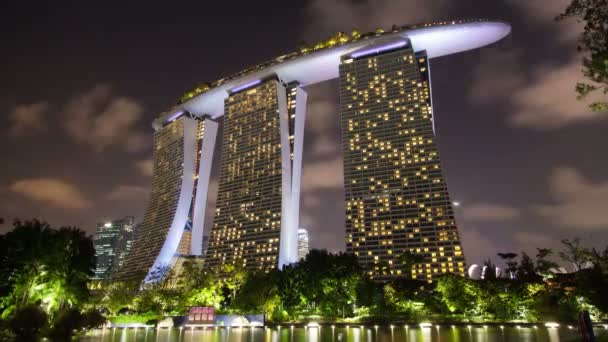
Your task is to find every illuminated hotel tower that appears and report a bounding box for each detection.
[340,39,465,281]
[114,113,218,281]
[205,78,306,272]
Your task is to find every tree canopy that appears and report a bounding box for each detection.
[558,0,608,111]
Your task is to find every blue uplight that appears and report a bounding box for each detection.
[351,40,408,59]
[231,80,262,93]
[166,110,185,123]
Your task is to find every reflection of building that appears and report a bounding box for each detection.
[93,216,135,280]
[340,40,465,281]
[297,228,309,260]
[114,114,218,282]
[205,78,306,272]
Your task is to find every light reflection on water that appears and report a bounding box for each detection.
[80,325,599,342]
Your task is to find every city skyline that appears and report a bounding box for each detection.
[92,216,135,280]
[2,0,607,269]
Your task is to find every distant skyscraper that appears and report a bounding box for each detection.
[297,228,309,261]
[114,114,218,281]
[113,219,137,270]
[205,78,307,272]
[339,39,465,281]
[93,216,135,280]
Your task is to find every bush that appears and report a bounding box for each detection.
[9,305,47,341]
[109,312,162,325]
[0,320,16,341]
[82,309,106,330]
[48,307,84,341]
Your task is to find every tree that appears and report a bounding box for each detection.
[558,0,608,112]
[497,252,518,278]
[8,304,47,342]
[560,238,595,271]
[516,252,543,283]
[434,274,480,316]
[559,241,608,314]
[535,248,558,278]
[482,259,497,281]
[0,220,95,317]
[399,252,424,279]
[176,260,223,309]
[221,263,247,305]
[231,272,278,316]
[101,283,135,316]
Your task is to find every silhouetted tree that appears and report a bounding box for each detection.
[557,0,608,111]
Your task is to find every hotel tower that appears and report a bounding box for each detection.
[114,20,510,282]
[340,40,465,280]
[114,113,218,281]
[205,79,306,272]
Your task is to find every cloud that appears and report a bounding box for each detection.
[508,61,606,129]
[9,178,91,209]
[8,102,49,136]
[462,203,521,222]
[105,185,148,201]
[471,50,606,129]
[534,167,608,230]
[468,0,604,130]
[311,135,339,157]
[513,231,561,251]
[301,156,344,192]
[136,159,154,177]
[458,225,502,264]
[306,99,336,135]
[63,84,147,152]
[510,0,581,42]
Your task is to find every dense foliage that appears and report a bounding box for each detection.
[97,247,608,325]
[558,0,608,111]
[0,220,103,340]
[2,220,607,340]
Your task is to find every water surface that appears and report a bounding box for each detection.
[80,325,599,342]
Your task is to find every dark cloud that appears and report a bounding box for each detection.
[63,84,147,153]
[9,178,91,210]
[135,159,154,177]
[463,203,521,222]
[8,102,49,137]
[105,185,148,201]
[534,167,608,230]
[303,0,450,40]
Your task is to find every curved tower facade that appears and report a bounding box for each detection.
[114,114,218,281]
[205,78,306,272]
[115,20,509,282]
[339,39,465,281]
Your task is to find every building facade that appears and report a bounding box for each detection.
[114,114,218,282]
[205,78,306,272]
[112,21,510,282]
[113,219,137,270]
[297,228,310,261]
[339,39,465,281]
[93,216,135,280]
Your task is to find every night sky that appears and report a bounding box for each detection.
[2,0,607,266]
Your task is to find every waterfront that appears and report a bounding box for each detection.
[80,325,602,341]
